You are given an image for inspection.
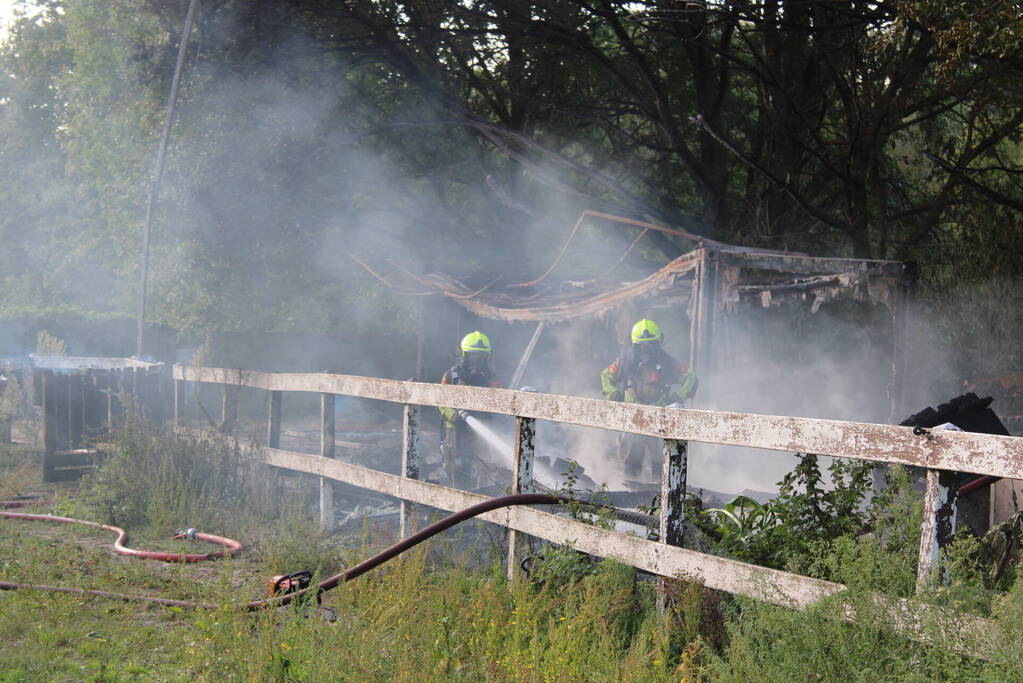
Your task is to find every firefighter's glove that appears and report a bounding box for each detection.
[623,389,638,404]
[670,372,698,402]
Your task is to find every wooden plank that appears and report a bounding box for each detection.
[173,366,1023,478]
[320,393,335,531]
[104,370,114,427]
[263,445,838,605]
[67,372,83,449]
[57,372,70,451]
[113,368,125,421]
[174,378,185,425]
[917,467,959,592]
[267,390,282,449]
[41,371,56,455]
[81,371,94,436]
[41,449,100,482]
[399,404,419,539]
[221,382,238,433]
[30,355,163,371]
[694,250,719,377]
[259,444,993,655]
[717,251,904,277]
[84,371,104,435]
[659,439,687,545]
[507,416,535,583]
[688,250,704,371]
[658,438,688,612]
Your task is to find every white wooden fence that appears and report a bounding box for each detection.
[172,365,1021,655]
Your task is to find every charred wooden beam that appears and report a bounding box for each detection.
[507,416,535,583]
[267,390,282,449]
[320,392,336,531]
[717,251,904,277]
[736,273,852,296]
[399,404,419,539]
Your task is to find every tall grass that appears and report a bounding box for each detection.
[75,410,285,537]
[4,418,1023,680]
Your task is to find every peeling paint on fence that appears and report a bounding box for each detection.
[175,365,1023,478]
[258,444,995,656]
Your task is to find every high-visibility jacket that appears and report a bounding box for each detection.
[438,364,500,426]
[600,347,697,407]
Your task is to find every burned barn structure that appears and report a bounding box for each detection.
[366,213,914,425]
[364,215,925,503]
[369,223,1022,543]
[1,355,166,481]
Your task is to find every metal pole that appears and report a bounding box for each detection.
[509,322,545,390]
[136,0,200,357]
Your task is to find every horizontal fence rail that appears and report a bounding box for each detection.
[174,365,1023,479]
[170,364,1018,656]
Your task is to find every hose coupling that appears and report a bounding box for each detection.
[173,527,199,540]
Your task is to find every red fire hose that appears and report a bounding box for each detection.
[0,493,563,611]
[0,511,244,562]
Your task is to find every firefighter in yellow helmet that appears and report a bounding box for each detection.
[600,319,698,477]
[438,331,501,486]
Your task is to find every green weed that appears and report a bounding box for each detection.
[3,424,1023,680]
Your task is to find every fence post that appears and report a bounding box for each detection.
[221,380,238,433]
[320,392,336,531]
[658,438,688,610]
[400,404,420,539]
[267,390,282,449]
[916,467,959,592]
[174,374,186,425]
[507,416,535,584]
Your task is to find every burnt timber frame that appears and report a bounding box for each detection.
[28,357,167,482]
[687,248,912,419]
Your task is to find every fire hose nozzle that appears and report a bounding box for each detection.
[173,528,199,540]
[457,409,470,422]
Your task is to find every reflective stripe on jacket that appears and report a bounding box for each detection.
[600,352,697,406]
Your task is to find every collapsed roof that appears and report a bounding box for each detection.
[356,212,908,323]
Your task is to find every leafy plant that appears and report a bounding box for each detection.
[523,460,614,588]
[556,459,615,531]
[694,454,874,569]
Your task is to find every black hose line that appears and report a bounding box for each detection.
[260,493,563,610]
[531,482,657,528]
